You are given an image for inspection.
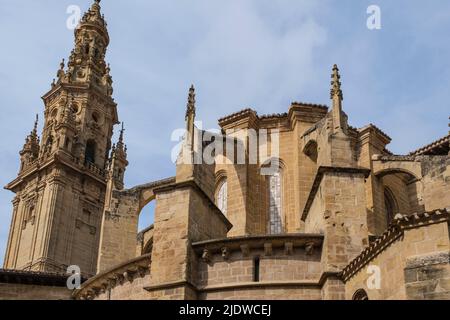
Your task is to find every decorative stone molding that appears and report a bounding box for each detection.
[264,243,273,256]
[409,134,450,156]
[201,249,210,263]
[341,208,450,282]
[73,253,151,300]
[240,244,250,257]
[193,234,323,260]
[357,123,392,142]
[137,266,147,278]
[372,154,419,162]
[0,268,87,287]
[284,242,293,255]
[305,242,315,256]
[221,247,229,260]
[114,273,125,285]
[405,252,450,269]
[124,270,135,283]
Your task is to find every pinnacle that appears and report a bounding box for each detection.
[118,122,125,144]
[33,114,39,135]
[330,64,343,100]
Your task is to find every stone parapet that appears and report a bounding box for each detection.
[74,253,151,300]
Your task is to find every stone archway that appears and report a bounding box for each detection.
[372,161,424,234]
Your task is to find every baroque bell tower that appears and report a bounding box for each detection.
[3,0,124,276]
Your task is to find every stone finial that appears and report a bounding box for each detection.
[91,0,102,13]
[118,122,125,145]
[330,64,346,132]
[20,114,40,163]
[32,114,39,136]
[185,84,196,120]
[330,64,343,100]
[184,85,196,153]
[111,122,127,162]
[57,59,65,82]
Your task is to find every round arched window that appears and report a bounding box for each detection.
[352,289,369,300]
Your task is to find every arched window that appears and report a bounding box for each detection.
[216,179,228,216]
[304,140,318,163]
[85,140,96,164]
[268,169,283,234]
[384,187,397,224]
[353,289,369,300]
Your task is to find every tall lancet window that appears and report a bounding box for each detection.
[216,179,228,216]
[384,187,397,224]
[268,170,283,234]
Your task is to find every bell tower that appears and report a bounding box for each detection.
[3,0,121,276]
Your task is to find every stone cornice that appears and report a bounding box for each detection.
[341,208,450,282]
[5,152,106,192]
[301,166,371,221]
[217,103,328,131]
[192,233,323,257]
[73,253,152,300]
[409,134,450,156]
[371,154,419,162]
[218,108,259,130]
[0,269,87,287]
[357,123,392,144]
[144,271,341,293]
[144,280,197,292]
[288,103,329,130]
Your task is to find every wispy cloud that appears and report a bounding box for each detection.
[1,0,449,264]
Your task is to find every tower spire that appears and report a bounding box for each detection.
[330,64,343,100]
[185,85,196,150]
[61,0,110,93]
[330,64,345,132]
[32,114,39,137]
[111,122,127,163]
[118,122,125,145]
[186,84,196,120]
[107,122,128,190]
[19,115,40,171]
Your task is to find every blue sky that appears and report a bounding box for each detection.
[0,0,449,266]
